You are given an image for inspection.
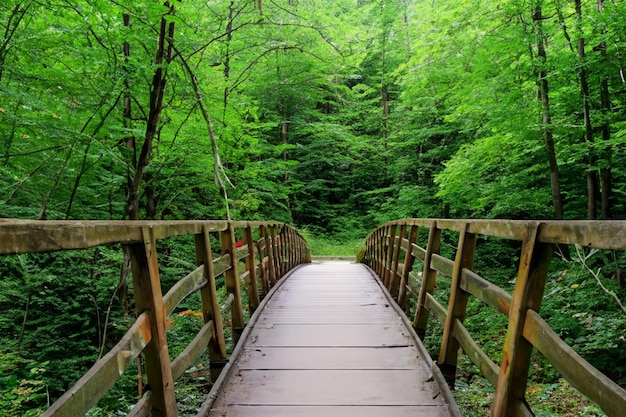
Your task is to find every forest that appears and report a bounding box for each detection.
[1,0,626,415]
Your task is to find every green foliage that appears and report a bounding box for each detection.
[0,352,48,416]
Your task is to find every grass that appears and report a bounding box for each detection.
[300,231,365,258]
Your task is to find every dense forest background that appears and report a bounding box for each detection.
[1,0,626,415]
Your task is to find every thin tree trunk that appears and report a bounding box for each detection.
[575,0,597,219]
[533,2,564,219]
[126,4,176,220]
[597,0,613,219]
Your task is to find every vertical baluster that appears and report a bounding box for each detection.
[244,224,260,313]
[438,223,477,387]
[129,227,177,417]
[221,222,245,344]
[261,225,276,287]
[270,225,281,280]
[390,223,406,299]
[194,224,227,380]
[491,223,552,416]
[398,225,419,309]
[384,224,397,289]
[414,221,441,339]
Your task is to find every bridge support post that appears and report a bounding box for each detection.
[129,227,177,417]
[398,225,418,310]
[414,221,441,338]
[221,222,246,344]
[194,224,227,381]
[270,225,281,280]
[390,224,406,299]
[244,225,260,313]
[438,223,477,388]
[384,224,397,290]
[491,223,552,416]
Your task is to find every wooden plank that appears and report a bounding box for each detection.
[221,223,245,338]
[194,226,227,362]
[524,311,626,417]
[41,313,151,417]
[460,269,512,316]
[451,318,500,385]
[237,346,420,370]
[208,405,452,417]
[0,220,232,254]
[162,265,204,316]
[438,223,476,386]
[200,262,459,417]
[399,225,418,307]
[414,222,442,336]
[171,320,214,380]
[491,223,553,417]
[130,227,176,417]
[217,368,442,406]
[244,226,260,312]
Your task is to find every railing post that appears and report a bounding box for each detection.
[244,225,260,313]
[384,224,397,289]
[414,221,441,338]
[260,225,277,287]
[372,227,383,279]
[491,223,552,416]
[129,227,177,417]
[270,225,281,280]
[221,222,245,343]
[398,225,418,309]
[390,223,406,299]
[256,237,269,297]
[438,223,477,387]
[194,224,227,380]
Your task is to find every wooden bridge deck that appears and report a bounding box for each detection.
[199,262,460,417]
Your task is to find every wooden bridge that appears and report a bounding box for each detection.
[1,219,626,416]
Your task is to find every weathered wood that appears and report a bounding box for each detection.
[171,320,214,380]
[414,222,442,336]
[194,226,227,367]
[270,226,281,280]
[41,313,151,417]
[244,226,260,312]
[130,227,177,417]
[439,223,476,386]
[390,224,406,298]
[163,265,205,316]
[451,318,500,385]
[492,223,553,417]
[524,311,626,417]
[384,224,397,289]
[261,225,277,286]
[363,218,626,416]
[201,262,460,417]
[221,223,245,342]
[460,269,511,316]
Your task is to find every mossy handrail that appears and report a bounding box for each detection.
[0,219,310,417]
[363,218,626,417]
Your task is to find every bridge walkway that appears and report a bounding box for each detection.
[199,261,459,417]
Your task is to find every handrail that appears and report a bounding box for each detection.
[363,218,626,417]
[0,220,310,417]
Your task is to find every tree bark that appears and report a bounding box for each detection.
[575,0,597,219]
[597,0,613,219]
[126,3,176,220]
[532,3,564,219]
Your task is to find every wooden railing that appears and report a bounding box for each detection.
[363,219,626,417]
[0,220,310,417]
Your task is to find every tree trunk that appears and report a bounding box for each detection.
[533,3,564,219]
[126,4,176,220]
[597,0,613,219]
[575,0,597,219]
